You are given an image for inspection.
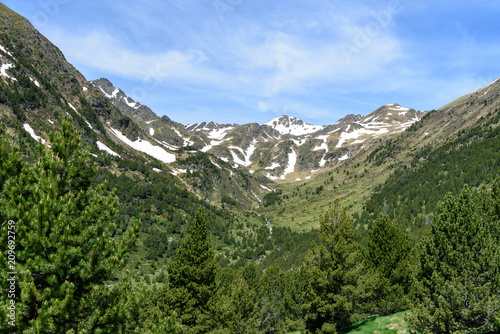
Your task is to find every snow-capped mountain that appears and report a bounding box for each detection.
[173,105,426,180]
[264,115,326,136]
[89,77,429,181]
[89,78,429,181]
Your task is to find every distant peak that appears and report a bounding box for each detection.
[383,103,411,112]
[91,78,113,86]
[264,115,325,136]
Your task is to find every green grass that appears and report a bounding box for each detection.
[345,311,411,334]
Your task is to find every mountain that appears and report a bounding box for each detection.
[264,115,325,136]
[91,74,428,182]
[182,104,425,181]
[90,78,156,121]
[0,2,287,268]
[261,80,500,229]
[3,0,500,272]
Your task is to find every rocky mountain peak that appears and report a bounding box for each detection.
[336,114,363,125]
[90,78,157,122]
[264,115,325,137]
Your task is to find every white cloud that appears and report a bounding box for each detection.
[46,29,227,85]
[30,0,500,125]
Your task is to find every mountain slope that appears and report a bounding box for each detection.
[359,78,500,229]
[261,79,500,229]
[89,78,275,207]
[180,104,426,181]
[1,3,307,278]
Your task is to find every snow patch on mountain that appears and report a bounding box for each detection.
[158,141,178,151]
[228,144,256,167]
[1,63,16,81]
[292,139,307,146]
[319,154,327,167]
[173,129,194,147]
[207,126,234,140]
[123,96,140,109]
[110,128,176,163]
[313,135,329,152]
[336,127,389,148]
[328,128,341,134]
[265,162,281,170]
[98,86,120,99]
[266,173,279,180]
[68,103,78,114]
[338,151,350,161]
[97,141,120,157]
[0,43,15,59]
[209,158,222,169]
[23,123,45,144]
[386,103,410,111]
[30,77,40,87]
[280,148,297,179]
[260,184,272,191]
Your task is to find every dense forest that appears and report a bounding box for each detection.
[1,119,499,333]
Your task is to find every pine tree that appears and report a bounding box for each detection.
[408,185,500,333]
[208,270,259,334]
[365,213,412,315]
[302,200,361,333]
[158,208,219,332]
[0,119,138,333]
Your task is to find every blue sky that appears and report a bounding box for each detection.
[3,0,500,125]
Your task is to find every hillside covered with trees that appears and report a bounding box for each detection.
[1,121,499,332]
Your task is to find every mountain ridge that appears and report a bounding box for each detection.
[90,77,428,181]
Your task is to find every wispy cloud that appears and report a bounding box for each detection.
[7,0,499,124]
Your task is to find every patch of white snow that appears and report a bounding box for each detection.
[338,151,350,161]
[228,144,256,167]
[207,126,234,140]
[313,135,329,152]
[280,148,297,179]
[265,162,281,170]
[110,128,176,163]
[123,96,140,109]
[0,44,15,58]
[0,63,16,81]
[96,141,120,157]
[23,124,45,144]
[260,184,272,191]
